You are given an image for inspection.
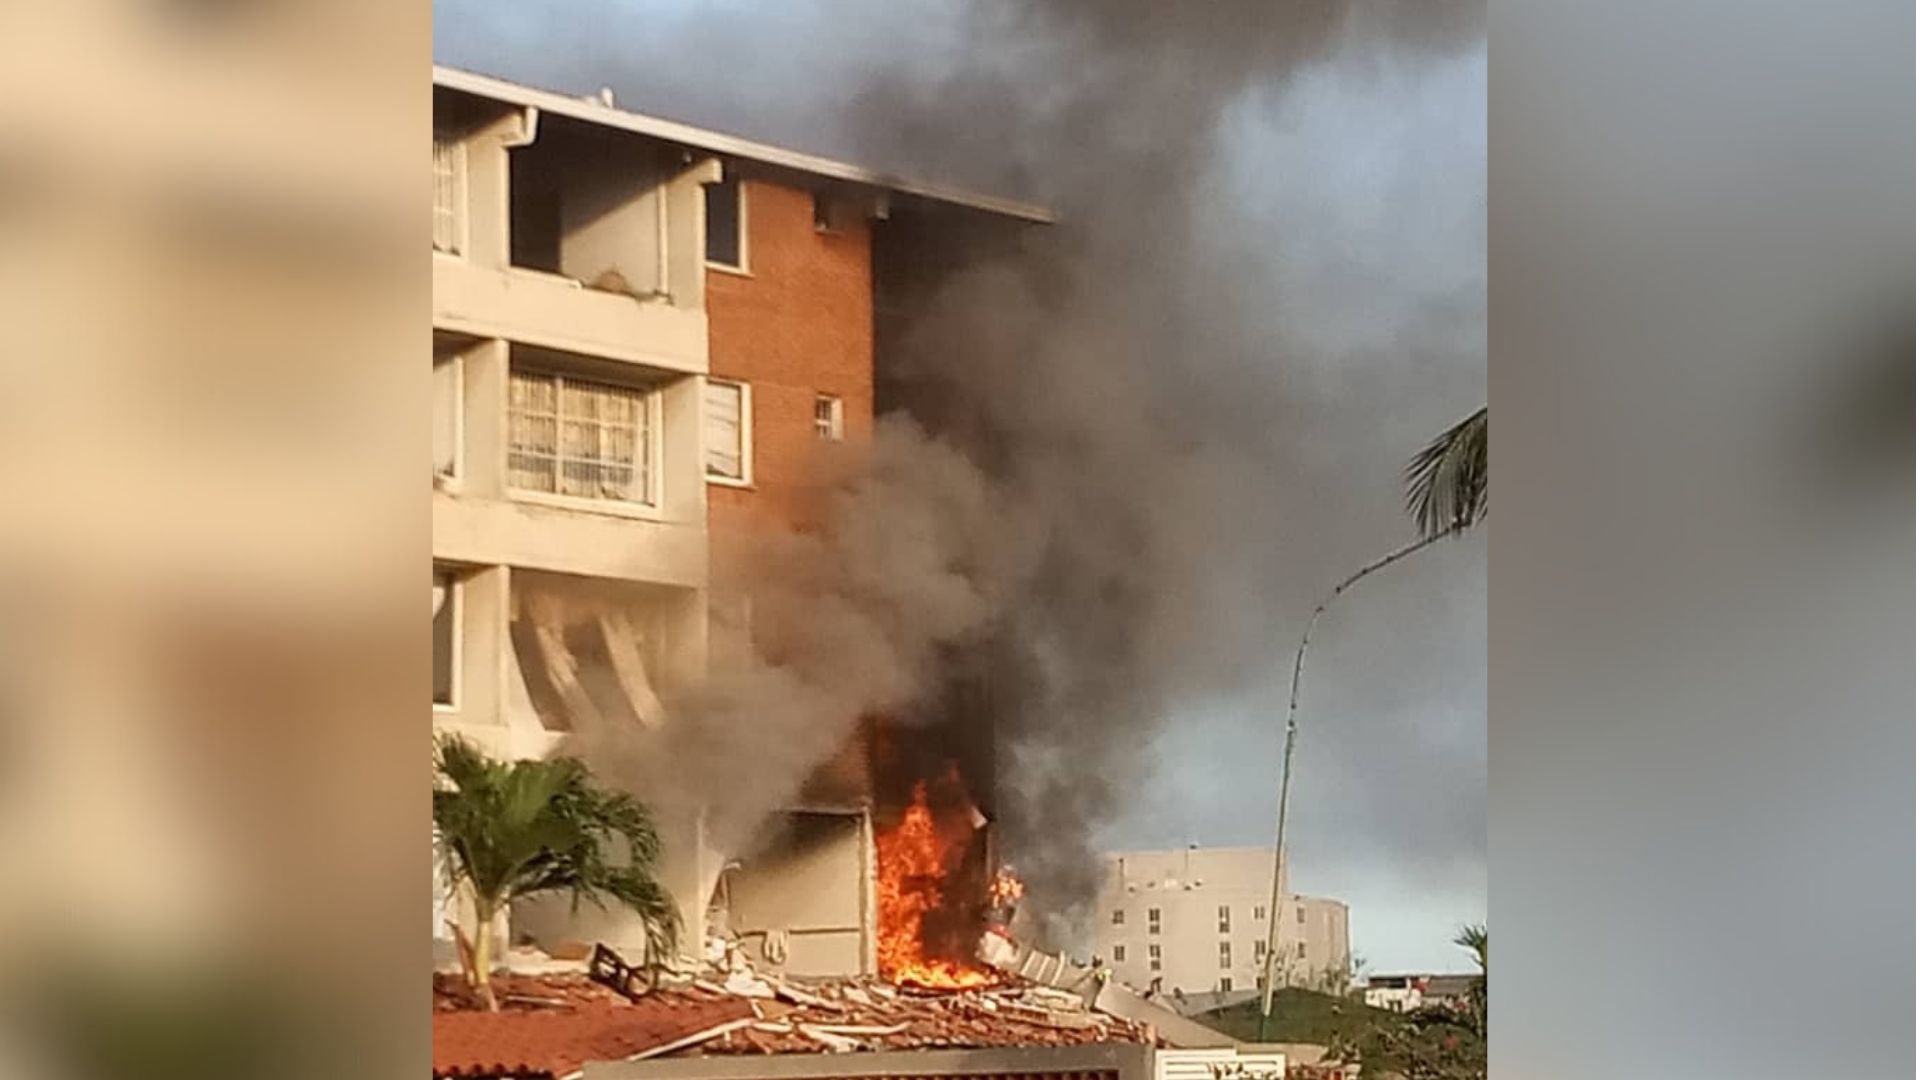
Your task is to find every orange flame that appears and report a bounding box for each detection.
[875,780,995,989]
[989,865,1025,907]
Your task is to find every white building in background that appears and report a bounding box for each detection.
[1094,847,1350,999]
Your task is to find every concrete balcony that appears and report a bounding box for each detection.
[432,488,708,589]
[432,256,708,373]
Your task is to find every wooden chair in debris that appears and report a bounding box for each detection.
[589,943,655,1001]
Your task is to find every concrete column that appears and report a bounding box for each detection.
[461,338,508,498]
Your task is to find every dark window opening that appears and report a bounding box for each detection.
[706,175,743,268]
[509,150,562,273]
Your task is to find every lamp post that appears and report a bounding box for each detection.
[1256,530,1448,1041]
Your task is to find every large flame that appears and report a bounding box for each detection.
[875,780,995,989]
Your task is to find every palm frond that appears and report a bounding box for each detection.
[1404,407,1488,539]
[432,735,678,960]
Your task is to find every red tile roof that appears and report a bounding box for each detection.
[432,978,755,1078]
[432,971,1158,1075]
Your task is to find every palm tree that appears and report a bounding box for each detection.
[1452,923,1487,1036]
[1405,407,1488,539]
[432,736,678,1010]
[1258,406,1488,1037]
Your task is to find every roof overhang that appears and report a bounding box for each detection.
[433,66,1056,225]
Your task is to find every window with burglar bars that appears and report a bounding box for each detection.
[432,136,464,255]
[814,393,843,441]
[508,369,653,505]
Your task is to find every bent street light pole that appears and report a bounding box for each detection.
[1258,529,1451,1041]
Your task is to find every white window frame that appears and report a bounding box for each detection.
[433,567,461,712]
[704,176,750,274]
[506,367,665,517]
[432,134,468,258]
[703,378,754,487]
[433,351,464,486]
[813,393,845,441]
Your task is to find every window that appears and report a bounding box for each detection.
[1112,944,1125,962]
[1147,908,1161,935]
[705,174,745,270]
[1148,943,1161,972]
[432,135,465,255]
[1111,909,1125,926]
[1218,977,1234,992]
[703,379,751,483]
[1253,906,1267,921]
[1297,941,1308,959]
[433,351,462,481]
[1218,905,1231,933]
[1219,941,1232,968]
[814,394,844,441]
[432,568,458,707]
[1254,940,1268,960]
[1297,906,1308,925]
[508,369,654,505]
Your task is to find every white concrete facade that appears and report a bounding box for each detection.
[1094,848,1350,997]
[432,81,722,956]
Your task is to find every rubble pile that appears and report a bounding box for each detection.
[432,948,1160,1059]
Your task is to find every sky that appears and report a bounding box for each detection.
[434,0,1487,974]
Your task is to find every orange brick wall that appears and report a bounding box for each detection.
[706,179,874,537]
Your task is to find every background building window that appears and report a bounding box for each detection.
[1218,977,1233,992]
[1113,944,1125,962]
[1297,906,1308,924]
[814,394,844,441]
[432,568,458,707]
[1253,906,1267,921]
[703,379,750,483]
[1297,941,1308,959]
[508,369,653,504]
[1254,940,1268,960]
[1147,908,1161,935]
[1111,909,1125,926]
[1148,943,1161,972]
[432,136,465,255]
[1219,941,1232,968]
[1218,905,1231,933]
[705,174,745,269]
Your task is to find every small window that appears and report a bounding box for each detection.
[1218,905,1231,933]
[705,175,745,270]
[1150,957,1162,972]
[1219,941,1232,968]
[1297,906,1307,925]
[1112,944,1125,962]
[1111,909,1125,926]
[1218,977,1234,992]
[703,379,751,483]
[432,135,465,255]
[1297,941,1308,959]
[508,369,654,505]
[433,351,462,481]
[1253,906,1267,921]
[814,394,844,441]
[432,568,458,707]
[1147,908,1161,935]
[1254,940,1268,960]
[1148,943,1161,971]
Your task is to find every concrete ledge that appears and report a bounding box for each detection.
[434,260,708,374]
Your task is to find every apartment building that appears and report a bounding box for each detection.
[1094,848,1350,997]
[429,67,1048,970]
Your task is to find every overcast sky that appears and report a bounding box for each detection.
[435,0,1487,975]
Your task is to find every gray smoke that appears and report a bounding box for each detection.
[439,0,1486,954]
